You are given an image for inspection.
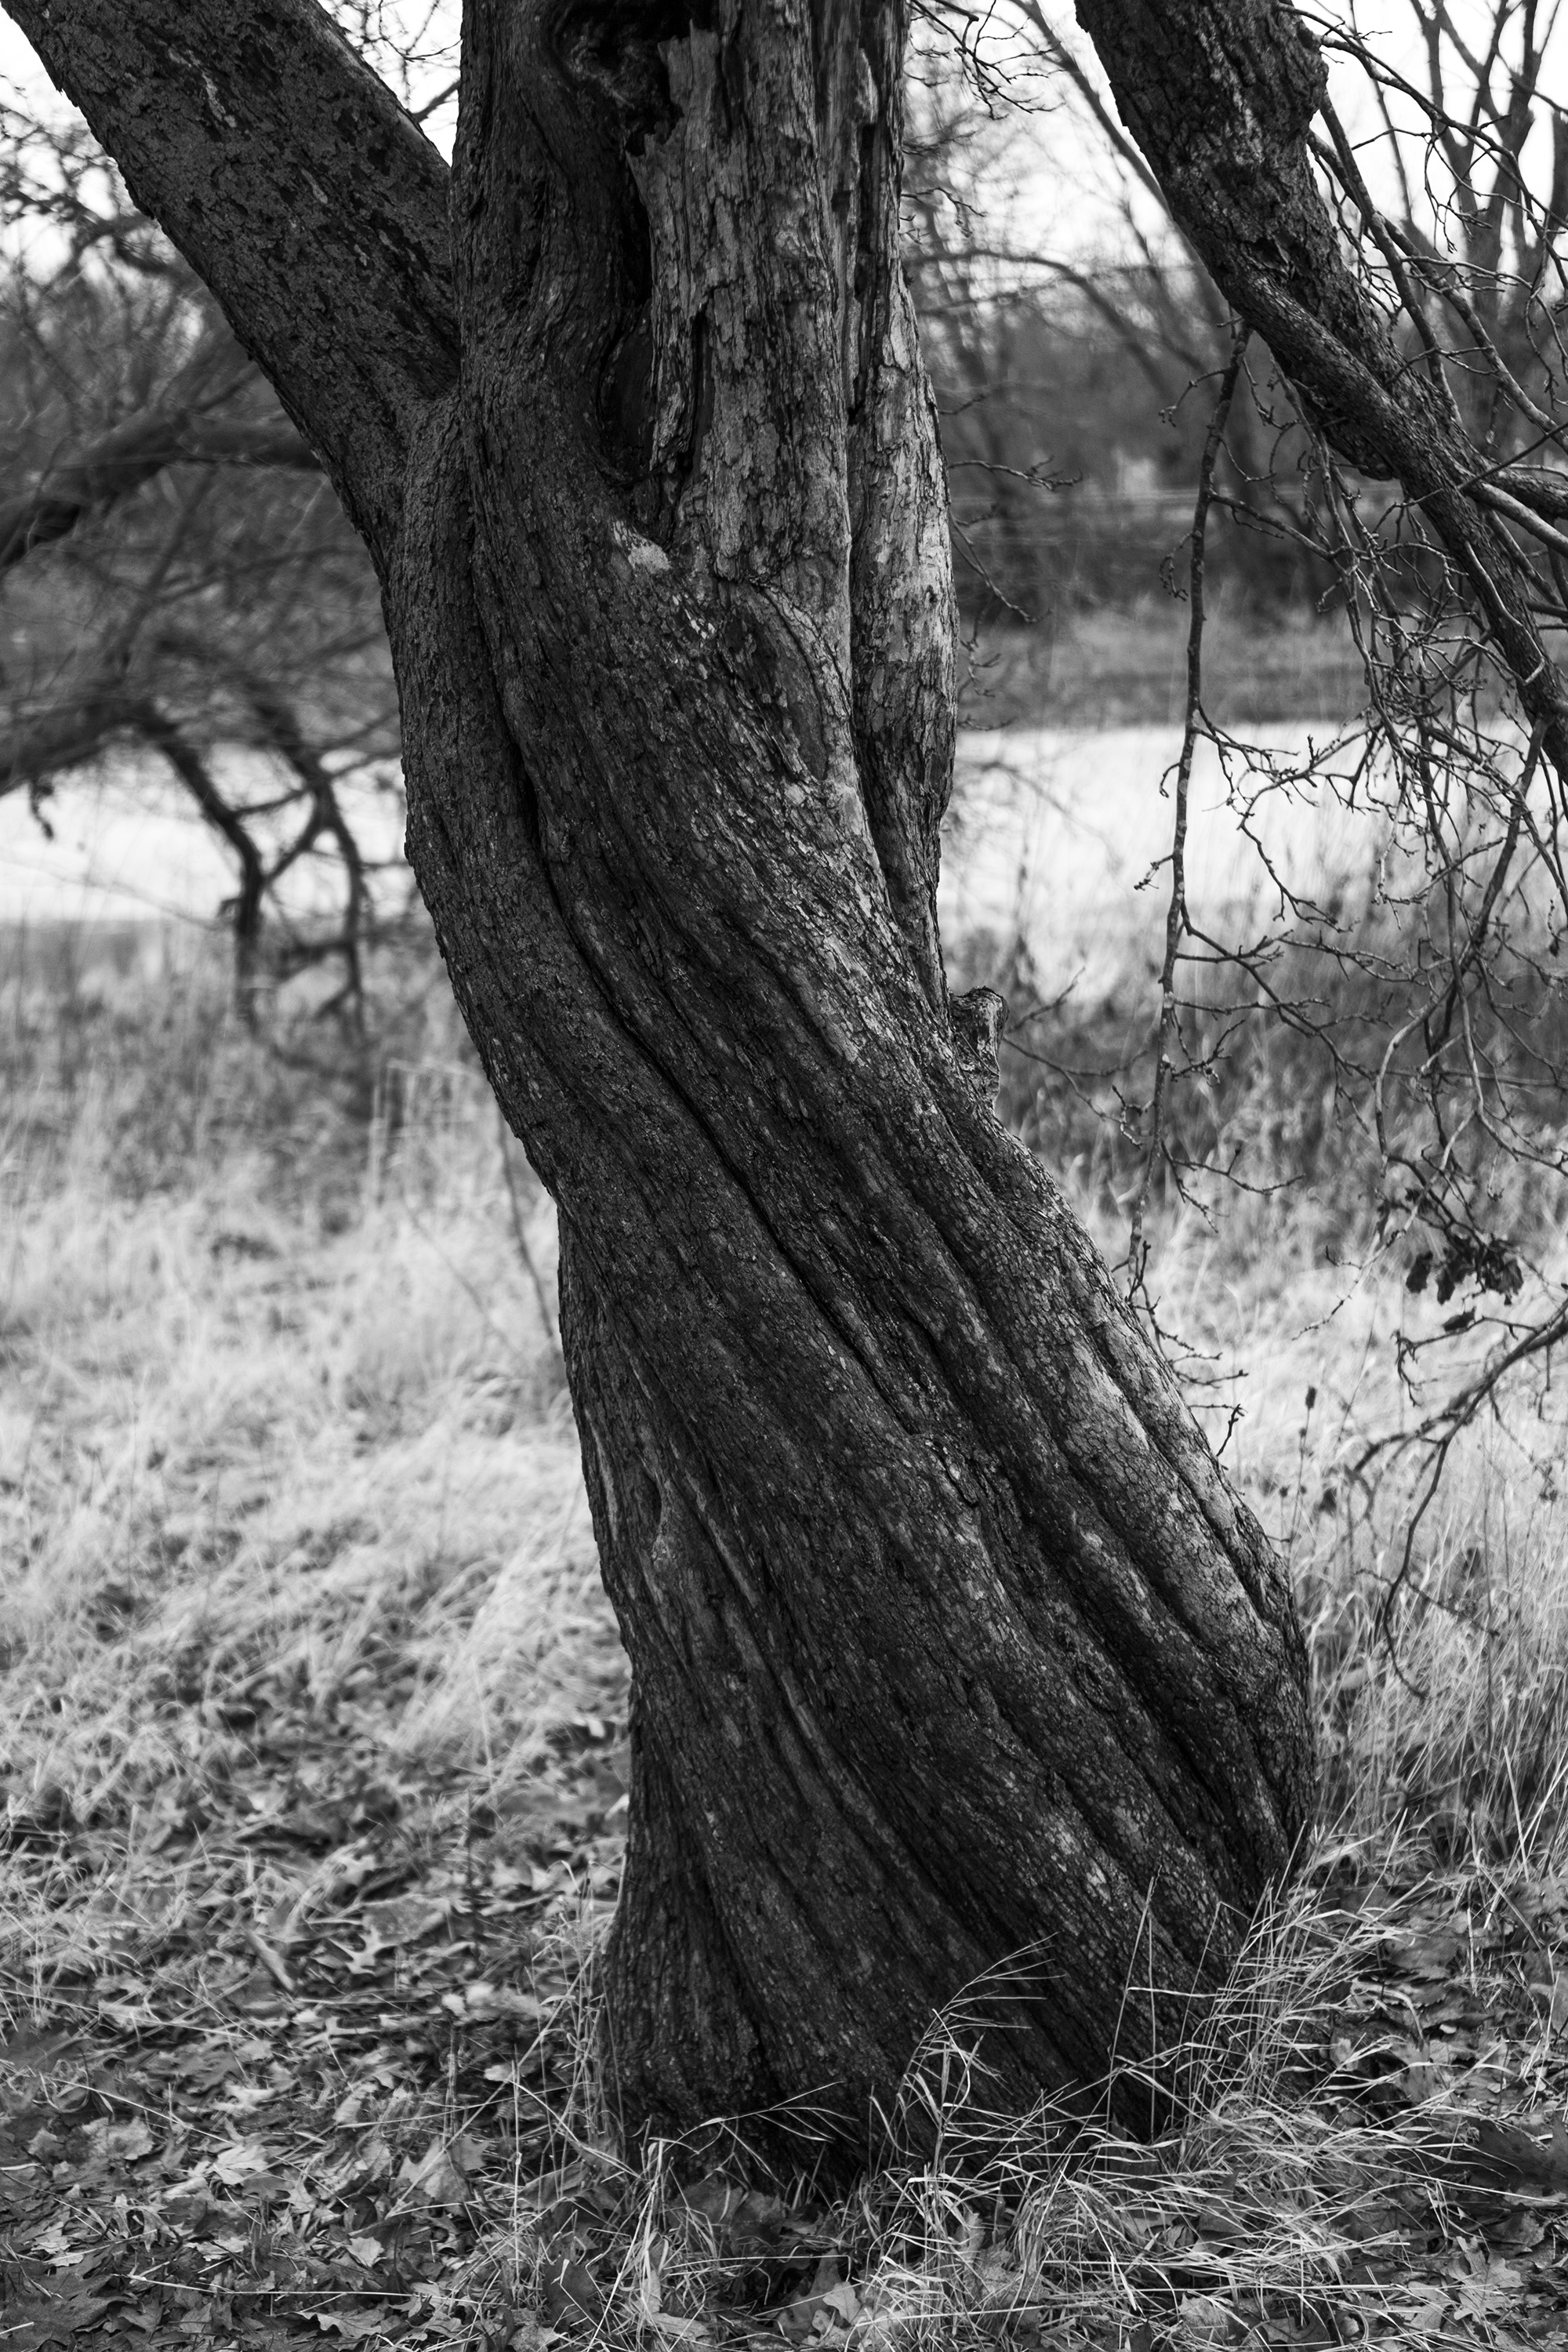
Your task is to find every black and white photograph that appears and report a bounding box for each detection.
[2,2,1567,2344]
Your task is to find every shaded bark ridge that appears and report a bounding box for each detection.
[385,0,1314,2144]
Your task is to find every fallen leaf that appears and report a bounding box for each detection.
[356,2132,396,2180]
[400,2135,469,2205]
[0,2285,109,2345]
[83,2117,156,2164]
[220,2082,276,2113]
[681,2175,745,2228]
[509,2320,561,2351]
[211,2138,273,2186]
[776,2257,850,2341]
[359,1893,452,1946]
[233,1971,291,2017]
[440,1979,541,2023]
[1178,2295,1238,2344]
[96,1998,158,2032]
[163,2045,242,2092]
[539,2251,604,2327]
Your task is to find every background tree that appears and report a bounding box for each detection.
[0,54,427,1018]
[905,5,1335,629]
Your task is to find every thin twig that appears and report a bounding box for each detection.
[1126,328,1249,1305]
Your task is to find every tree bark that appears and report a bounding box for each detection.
[5,0,1317,2164]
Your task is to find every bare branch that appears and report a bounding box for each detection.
[1077,0,1568,781]
[0,676,129,793]
[0,407,317,572]
[1,0,457,564]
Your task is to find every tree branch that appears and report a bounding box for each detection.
[0,681,129,796]
[1075,0,1568,779]
[1,0,458,565]
[126,697,268,1014]
[0,407,317,573]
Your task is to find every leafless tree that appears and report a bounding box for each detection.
[1,79,409,1019]
[0,0,1343,2171]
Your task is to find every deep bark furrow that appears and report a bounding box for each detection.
[407,375,1308,2145]
[844,3,956,1014]
[630,21,854,660]
[432,612,1295,1859]
[565,1231,1212,2127]
[615,3,955,998]
[397,423,1301,2143]
[418,579,1294,1811]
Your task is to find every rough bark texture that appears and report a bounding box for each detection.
[8,0,1318,2162]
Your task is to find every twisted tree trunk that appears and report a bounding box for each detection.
[8,0,1316,2163]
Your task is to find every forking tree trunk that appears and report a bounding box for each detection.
[9,0,1317,2162]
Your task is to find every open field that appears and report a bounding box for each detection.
[4,855,1568,2351]
[959,609,1369,735]
[0,606,1363,936]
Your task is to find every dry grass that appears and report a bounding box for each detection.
[4,938,1568,2350]
[959,606,1368,732]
